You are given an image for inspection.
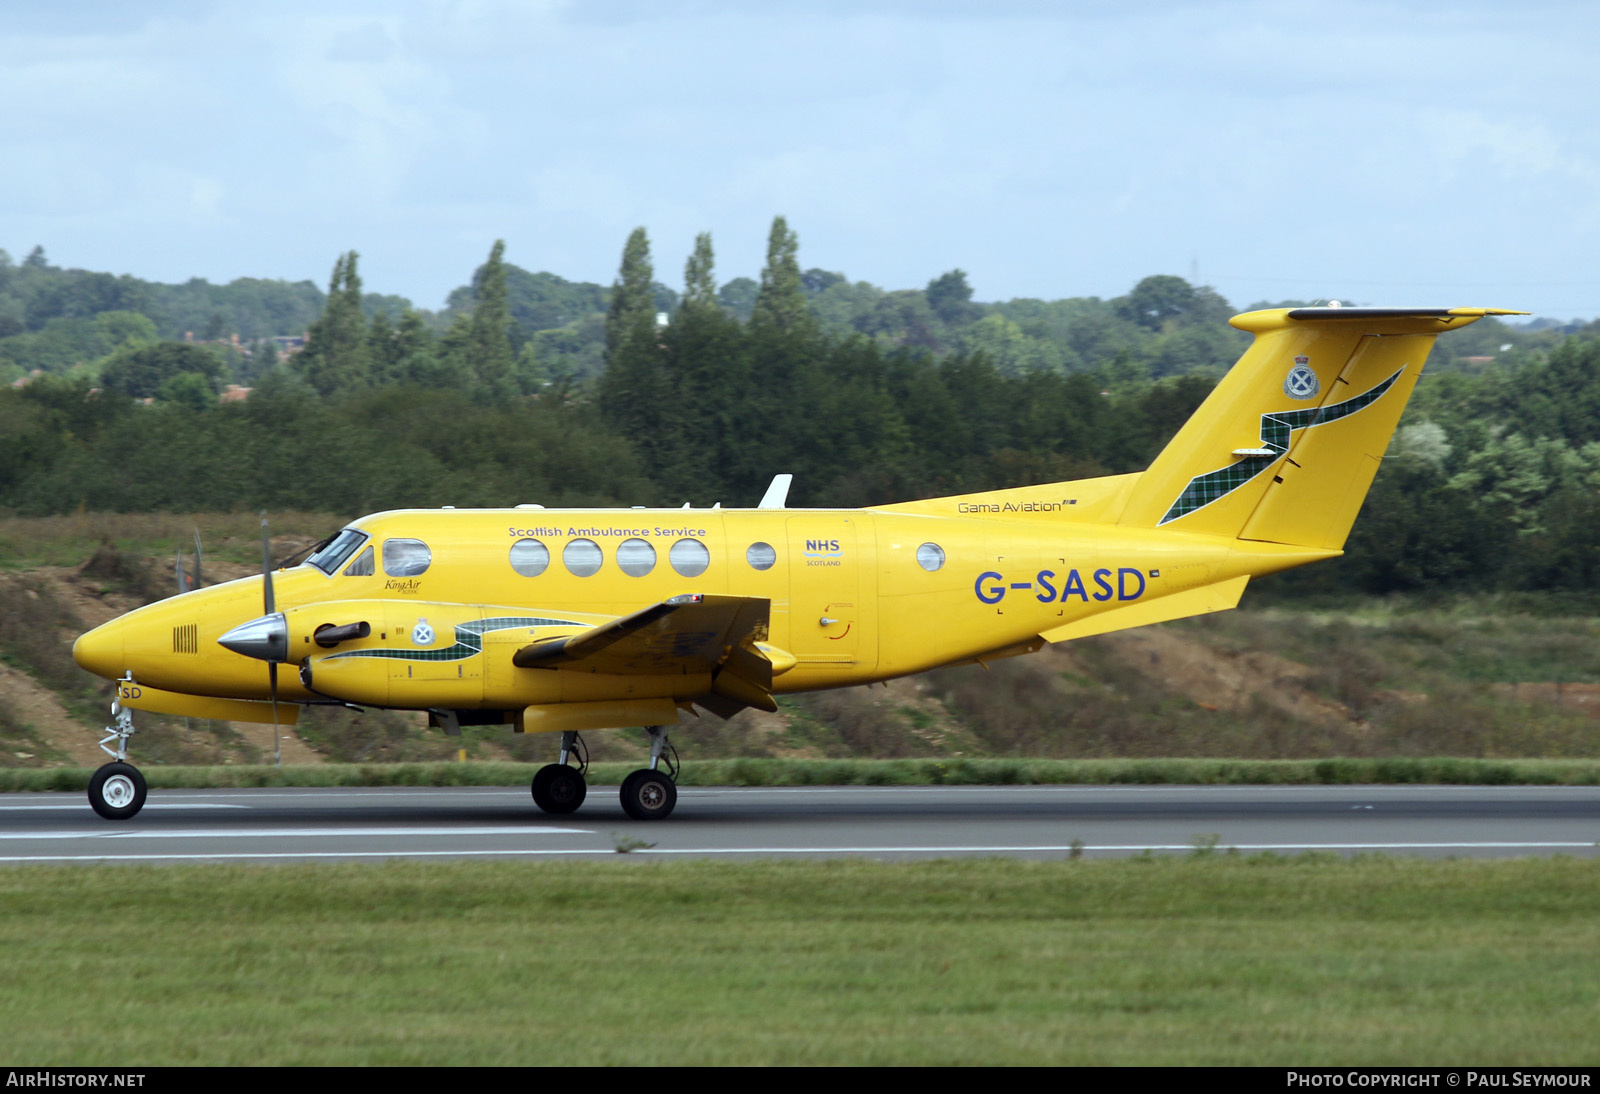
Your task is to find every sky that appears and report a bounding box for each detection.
[4,0,1599,318]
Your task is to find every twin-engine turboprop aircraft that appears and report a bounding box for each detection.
[72,306,1520,820]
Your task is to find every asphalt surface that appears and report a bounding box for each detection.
[2,784,1599,863]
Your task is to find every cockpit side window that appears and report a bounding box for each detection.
[342,545,374,577]
[306,529,369,575]
[384,538,432,577]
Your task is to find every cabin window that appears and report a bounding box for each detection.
[616,538,656,577]
[384,539,432,577]
[306,529,368,575]
[342,545,374,577]
[916,543,945,572]
[669,538,710,577]
[509,538,550,577]
[563,538,604,577]
[746,542,776,571]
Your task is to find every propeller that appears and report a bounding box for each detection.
[175,528,205,596]
[261,512,280,768]
[219,514,288,766]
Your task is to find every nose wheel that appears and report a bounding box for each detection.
[89,687,146,820]
[88,762,147,821]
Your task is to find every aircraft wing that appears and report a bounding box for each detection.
[512,594,781,715]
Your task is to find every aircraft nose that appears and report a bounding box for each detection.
[73,621,126,681]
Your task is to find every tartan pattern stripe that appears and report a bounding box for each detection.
[1158,368,1404,526]
[324,615,584,664]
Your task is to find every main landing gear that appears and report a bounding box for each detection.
[620,726,678,821]
[89,691,146,820]
[528,726,679,821]
[531,732,589,815]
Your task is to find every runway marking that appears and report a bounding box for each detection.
[1,840,1596,863]
[0,804,249,811]
[0,826,591,841]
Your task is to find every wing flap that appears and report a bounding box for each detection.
[512,595,782,715]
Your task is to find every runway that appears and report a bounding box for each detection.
[2,784,1598,863]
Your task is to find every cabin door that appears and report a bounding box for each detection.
[785,516,860,664]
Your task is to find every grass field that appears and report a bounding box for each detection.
[3,856,1598,1065]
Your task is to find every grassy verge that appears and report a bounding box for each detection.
[2,856,1597,1065]
[6,756,1600,793]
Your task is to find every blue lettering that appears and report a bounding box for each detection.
[975,571,1005,604]
[1062,569,1087,601]
[1118,567,1146,601]
[1036,570,1057,603]
[1092,568,1114,602]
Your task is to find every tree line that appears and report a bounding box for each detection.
[2,222,1599,599]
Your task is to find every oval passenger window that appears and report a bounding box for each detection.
[616,538,656,577]
[509,539,550,577]
[564,538,604,577]
[746,542,776,571]
[384,539,432,577]
[669,538,710,577]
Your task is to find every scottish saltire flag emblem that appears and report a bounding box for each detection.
[1284,356,1319,399]
[1159,368,1405,525]
[411,620,435,646]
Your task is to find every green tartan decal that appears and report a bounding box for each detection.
[1159,368,1404,526]
[323,615,583,664]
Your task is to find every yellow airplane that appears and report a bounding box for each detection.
[72,306,1520,821]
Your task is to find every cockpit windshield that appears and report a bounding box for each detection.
[305,528,369,575]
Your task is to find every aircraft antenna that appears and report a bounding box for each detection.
[757,474,793,509]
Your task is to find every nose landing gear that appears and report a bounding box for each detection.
[89,689,146,820]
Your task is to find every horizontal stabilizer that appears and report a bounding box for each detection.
[1039,575,1249,643]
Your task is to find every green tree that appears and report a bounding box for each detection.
[99,342,225,399]
[663,232,747,499]
[926,269,983,325]
[717,277,758,321]
[749,216,812,340]
[598,229,672,472]
[468,239,517,398]
[1118,275,1197,331]
[294,252,370,396]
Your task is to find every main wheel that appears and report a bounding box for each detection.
[88,762,146,821]
[531,763,587,815]
[620,768,677,821]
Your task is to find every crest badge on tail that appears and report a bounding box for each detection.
[1284,356,1319,399]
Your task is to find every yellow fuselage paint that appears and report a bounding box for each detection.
[74,504,1328,712]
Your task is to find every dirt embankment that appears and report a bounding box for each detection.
[4,547,1598,769]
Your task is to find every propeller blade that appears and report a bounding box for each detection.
[193,528,203,590]
[175,548,187,595]
[268,660,281,768]
[260,512,275,616]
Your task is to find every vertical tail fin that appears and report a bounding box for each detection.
[1117,307,1523,549]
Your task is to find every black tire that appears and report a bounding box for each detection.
[620,768,677,821]
[88,762,146,821]
[531,763,587,815]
